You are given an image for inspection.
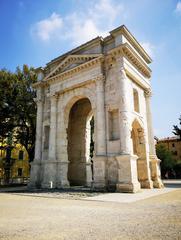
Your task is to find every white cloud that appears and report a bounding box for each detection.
[31,0,124,45]
[64,14,106,45]
[141,42,155,58]
[31,12,63,41]
[175,1,181,14]
[90,0,124,27]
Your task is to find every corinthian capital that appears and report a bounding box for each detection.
[96,74,105,86]
[96,74,105,82]
[144,88,152,98]
[33,97,42,104]
[50,93,59,100]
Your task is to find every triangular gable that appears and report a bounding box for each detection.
[44,54,102,81]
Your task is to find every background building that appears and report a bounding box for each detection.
[157,137,181,163]
[0,143,30,185]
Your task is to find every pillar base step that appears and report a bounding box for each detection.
[116,182,141,193]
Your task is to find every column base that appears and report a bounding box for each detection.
[41,161,57,189]
[116,154,141,193]
[150,155,164,189]
[92,181,106,191]
[153,179,164,188]
[28,161,42,189]
[140,179,153,189]
[86,162,93,188]
[56,180,70,189]
[116,182,141,193]
[86,181,92,188]
[92,155,107,191]
[41,181,55,189]
[56,161,69,188]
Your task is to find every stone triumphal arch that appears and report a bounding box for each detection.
[29,25,163,192]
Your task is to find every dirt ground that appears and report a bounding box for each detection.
[0,189,181,240]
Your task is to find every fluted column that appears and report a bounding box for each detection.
[145,89,163,188]
[145,89,156,155]
[136,126,153,189]
[42,94,58,188]
[28,96,43,188]
[48,94,58,161]
[116,58,140,193]
[119,64,132,154]
[34,99,43,161]
[93,75,107,189]
[56,94,69,188]
[96,75,106,155]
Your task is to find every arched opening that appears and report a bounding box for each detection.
[67,98,94,186]
[131,119,148,188]
[133,89,140,113]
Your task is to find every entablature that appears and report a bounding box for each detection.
[49,74,103,97]
[123,58,151,90]
[106,43,151,79]
[33,54,104,89]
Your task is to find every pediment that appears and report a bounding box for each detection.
[45,54,102,80]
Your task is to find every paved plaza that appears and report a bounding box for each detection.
[0,180,181,240]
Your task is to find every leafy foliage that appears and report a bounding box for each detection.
[0,65,37,162]
[173,115,181,140]
[156,144,175,178]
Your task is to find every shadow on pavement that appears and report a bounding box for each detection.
[162,179,181,188]
[0,180,180,194]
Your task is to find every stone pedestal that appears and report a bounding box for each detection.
[86,161,92,187]
[56,161,70,188]
[150,155,164,188]
[41,161,57,189]
[28,161,41,188]
[139,179,153,189]
[29,96,43,189]
[48,95,58,161]
[93,156,107,190]
[137,159,153,189]
[116,155,141,193]
[145,89,163,188]
[96,75,106,155]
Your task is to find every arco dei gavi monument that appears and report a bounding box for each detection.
[29,25,163,193]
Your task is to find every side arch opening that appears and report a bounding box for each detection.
[67,98,94,186]
[131,119,148,188]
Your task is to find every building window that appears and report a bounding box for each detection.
[44,126,50,149]
[18,168,23,177]
[133,89,140,113]
[109,110,120,140]
[19,150,24,160]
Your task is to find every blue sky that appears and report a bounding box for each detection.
[0,0,181,138]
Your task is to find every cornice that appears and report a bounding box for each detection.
[33,55,104,89]
[44,54,103,81]
[47,37,103,66]
[33,81,49,89]
[144,88,152,98]
[53,74,102,96]
[106,43,151,78]
[110,25,152,64]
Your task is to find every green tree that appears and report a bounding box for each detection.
[173,115,181,140]
[0,69,17,140]
[0,65,37,162]
[156,144,175,178]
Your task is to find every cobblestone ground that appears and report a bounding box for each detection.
[0,188,181,240]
